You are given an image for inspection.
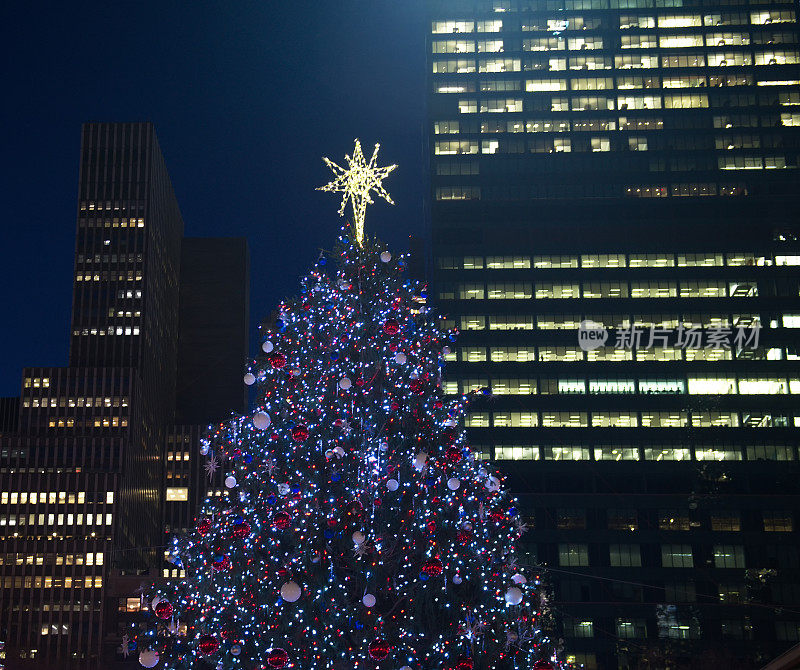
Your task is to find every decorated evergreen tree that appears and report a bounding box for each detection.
[136,142,564,670]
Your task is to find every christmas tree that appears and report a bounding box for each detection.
[136,141,564,670]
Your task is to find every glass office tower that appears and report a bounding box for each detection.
[427,0,800,667]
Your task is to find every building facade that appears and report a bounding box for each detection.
[426,1,800,667]
[0,123,248,669]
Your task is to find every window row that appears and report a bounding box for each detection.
[45,416,128,429]
[558,542,757,568]
[431,11,796,34]
[450,372,800,397]
[0,491,114,505]
[77,218,145,228]
[71,326,141,336]
[0,552,104,566]
[22,396,129,408]
[437,252,789,268]
[433,36,799,54]
[438,280,761,299]
[464,411,799,430]
[538,507,793,532]
[2,576,102,589]
[75,272,143,282]
[0,513,113,526]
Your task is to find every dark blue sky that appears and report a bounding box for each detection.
[0,1,428,396]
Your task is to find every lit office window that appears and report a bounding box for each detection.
[640,412,688,427]
[493,412,538,427]
[711,512,741,531]
[495,446,539,460]
[595,447,640,461]
[165,488,188,502]
[487,283,532,299]
[432,40,475,54]
[658,14,702,27]
[536,283,580,298]
[714,545,746,568]
[486,255,530,268]
[559,543,589,567]
[460,347,487,362]
[592,412,638,427]
[738,378,788,394]
[541,412,588,427]
[764,512,794,532]
[489,315,534,330]
[432,21,475,34]
[662,544,694,567]
[616,619,647,638]
[620,15,655,29]
[610,544,642,567]
[695,447,743,461]
[491,379,536,395]
[691,412,739,427]
[644,447,691,461]
[526,79,567,91]
[564,620,595,638]
[543,446,590,460]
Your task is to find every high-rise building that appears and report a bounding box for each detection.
[0,123,248,669]
[426,1,800,667]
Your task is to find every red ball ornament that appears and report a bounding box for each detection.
[267,648,289,668]
[198,635,219,655]
[368,639,391,660]
[270,353,287,369]
[457,530,473,544]
[273,511,292,530]
[489,509,506,522]
[232,521,251,539]
[154,600,173,620]
[291,425,309,442]
[456,658,475,670]
[211,555,230,572]
[445,446,463,464]
[197,517,211,536]
[422,558,443,577]
[426,520,437,533]
[383,319,400,335]
[532,662,555,670]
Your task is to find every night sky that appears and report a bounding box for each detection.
[0,1,427,396]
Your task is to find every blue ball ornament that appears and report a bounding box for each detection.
[318,257,327,266]
[324,529,335,539]
[508,507,518,517]
[420,572,429,581]
[332,473,341,482]
[330,352,339,361]
[354,620,364,630]
[266,494,277,505]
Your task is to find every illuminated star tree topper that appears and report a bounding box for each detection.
[317,139,396,247]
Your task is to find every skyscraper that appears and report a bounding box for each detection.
[426,1,800,667]
[0,123,249,669]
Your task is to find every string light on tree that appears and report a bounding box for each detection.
[316,139,396,247]
[133,143,566,669]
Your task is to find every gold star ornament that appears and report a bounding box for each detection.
[317,139,397,247]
